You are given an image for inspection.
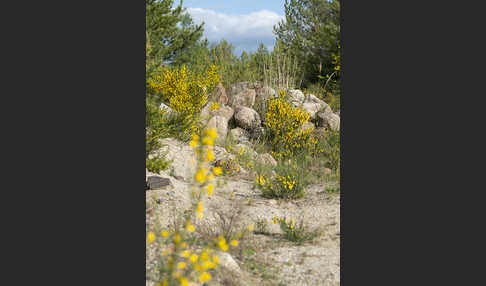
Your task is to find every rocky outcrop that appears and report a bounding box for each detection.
[208,82,229,105]
[229,88,256,108]
[317,110,340,131]
[234,106,261,130]
[207,115,229,141]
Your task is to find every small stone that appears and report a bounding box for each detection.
[146,176,172,190]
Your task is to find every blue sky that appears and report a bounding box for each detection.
[178,0,286,56]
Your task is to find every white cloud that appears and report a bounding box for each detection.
[187,8,284,55]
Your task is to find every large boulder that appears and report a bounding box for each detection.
[207,115,229,140]
[287,89,305,106]
[317,111,340,131]
[208,82,229,105]
[301,94,329,120]
[227,82,261,98]
[234,106,261,130]
[256,86,276,100]
[229,88,256,108]
[254,86,276,119]
[216,251,242,275]
[200,101,234,122]
[256,153,278,167]
[153,138,197,182]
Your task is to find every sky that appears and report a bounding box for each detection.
[178,0,286,56]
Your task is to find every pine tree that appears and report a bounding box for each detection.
[274,0,340,86]
[146,0,204,72]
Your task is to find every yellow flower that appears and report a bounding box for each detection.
[213,167,222,176]
[162,250,170,256]
[210,102,220,111]
[189,140,198,148]
[202,136,214,146]
[162,279,168,286]
[206,149,215,161]
[181,242,188,249]
[212,255,219,264]
[218,238,228,251]
[196,201,203,213]
[248,224,254,232]
[198,272,212,283]
[189,254,198,263]
[179,277,189,286]
[202,260,216,270]
[186,223,195,232]
[147,232,155,243]
[160,230,169,237]
[206,128,218,139]
[177,262,186,269]
[195,168,207,183]
[230,240,239,247]
[174,234,181,244]
[182,250,191,257]
[206,183,214,195]
[200,250,209,261]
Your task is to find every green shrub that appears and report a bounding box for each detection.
[316,130,340,171]
[255,159,306,200]
[270,216,319,244]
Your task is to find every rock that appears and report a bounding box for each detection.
[234,106,261,130]
[209,82,228,105]
[207,115,228,140]
[212,105,234,121]
[159,103,173,114]
[229,128,250,144]
[200,102,234,123]
[317,111,340,131]
[256,153,277,167]
[256,86,276,100]
[154,138,197,182]
[230,88,256,108]
[254,86,276,117]
[146,176,172,190]
[287,89,305,106]
[301,94,329,120]
[227,82,261,98]
[216,251,241,275]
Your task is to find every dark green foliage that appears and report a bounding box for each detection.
[146,0,203,71]
[145,99,192,172]
[274,0,340,87]
[316,130,340,171]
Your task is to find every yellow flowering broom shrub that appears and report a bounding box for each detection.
[265,90,317,159]
[147,127,239,286]
[255,160,305,200]
[148,65,219,137]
